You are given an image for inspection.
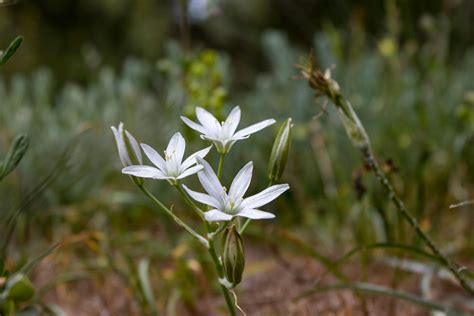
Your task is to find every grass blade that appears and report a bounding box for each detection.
[295,282,466,314]
[138,258,159,316]
[19,242,60,274]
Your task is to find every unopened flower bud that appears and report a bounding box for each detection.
[268,118,292,183]
[111,122,144,185]
[221,225,245,288]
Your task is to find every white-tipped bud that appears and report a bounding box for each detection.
[268,118,292,183]
[111,122,144,185]
[111,122,143,167]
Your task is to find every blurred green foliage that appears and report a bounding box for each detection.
[1,0,474,83]
[1,0,474,313]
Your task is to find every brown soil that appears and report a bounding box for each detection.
[33,243,473,316]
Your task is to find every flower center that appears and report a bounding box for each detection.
[164,150,173,161]
[164,150,180,177]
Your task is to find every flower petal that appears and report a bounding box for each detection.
[236,208,275,219]
[241,184,289,209]
[125,130,143,164]
[233,119,276,139]
[228,161,253,200]
[122,165,168,179]
[111,123,131,167]
[177,165,203,179]
[181,146,212,171]
[181,116,208,134]
[196,107,221,136]
[196,157,226,200]
[183,185,221,208]
[141,143,166,171]
[223,106,241,137]
[167,132,186,164]
[204,209,233,222]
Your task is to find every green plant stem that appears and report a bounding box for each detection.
[295,282,458,313]
[205,222,237,316]
[239,218,251,235]
[175,177,235,314]
[137,184,208,247]
[211,153,238,315]
[139,184,235,314]
[217,154,225,179]
[304,68,474,296]
[360,146,474,295]
[174,184,205,220]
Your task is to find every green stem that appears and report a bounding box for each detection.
[239,218,251,235]
[302,67,474,295]
[217,154,225,179]
[205,222,236,316]
[361,147,474,296]
[174,184,205,220]
[208,153,237,314]
[295,282,455,313]
[137,185,208,247]
[209,221,231,240]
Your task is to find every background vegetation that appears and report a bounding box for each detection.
[1,0,474,314]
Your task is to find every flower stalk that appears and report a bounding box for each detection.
[298,61,474,296]
[137,184,208,248]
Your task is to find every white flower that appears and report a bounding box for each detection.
[111,122,143,167]
[122,132,212,185]
[181,106,276,153]
[184,157,289,222]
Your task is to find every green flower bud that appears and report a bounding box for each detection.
[268,118,293,183]
[221,225,245,288]
[3,273,35,302]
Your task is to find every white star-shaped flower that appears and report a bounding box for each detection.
[184,157,289,222]
[181,106,276,153]
[122,132,211,185]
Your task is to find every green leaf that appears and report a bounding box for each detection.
[3,273,35,303]
[19,243,60,274]
[1,134,29,181]
[295,282,467,314]
[137,258,158,316]
[333,242,442,269]
[0,36,23,67]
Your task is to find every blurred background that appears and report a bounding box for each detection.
[1,0,474,314]
[1,0,474,81]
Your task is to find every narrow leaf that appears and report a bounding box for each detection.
[295,282,466,314]
[19,243,60,274]
[0,36,23,66]
[1,134,29,181]
[138,258,158,315]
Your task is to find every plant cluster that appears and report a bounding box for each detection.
[112,106,292,314]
